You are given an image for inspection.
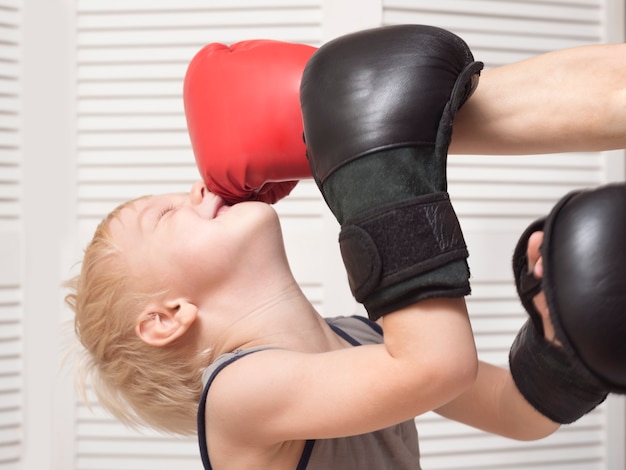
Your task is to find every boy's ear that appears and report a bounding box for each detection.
[135,300,199,347]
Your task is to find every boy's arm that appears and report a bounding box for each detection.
[451,43,626,155]
[209,25,481,445]
[434,361,560,440]
[209,298,477,443]
[437,184,626,439]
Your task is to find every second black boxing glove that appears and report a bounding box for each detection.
[300,25,483,320]
[510,183,626,423]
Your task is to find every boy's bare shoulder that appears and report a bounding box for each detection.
[204,341,416,446]
[205,349,309,442]
[205,349,304,469]
[203,349,311,468]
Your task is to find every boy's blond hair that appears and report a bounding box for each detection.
[65,199,209,436]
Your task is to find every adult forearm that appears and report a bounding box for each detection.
[451,43,626,155]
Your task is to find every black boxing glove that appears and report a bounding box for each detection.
[300,25,483,320]
[510,183,626,424]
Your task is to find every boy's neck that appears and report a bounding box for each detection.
[201,281,351,360]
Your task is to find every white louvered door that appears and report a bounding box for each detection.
[382,2,626,469]
[0,0,22,468]
[16,0,621,469]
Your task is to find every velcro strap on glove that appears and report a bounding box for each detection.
[339,192,469,319]
[509,319,608,424]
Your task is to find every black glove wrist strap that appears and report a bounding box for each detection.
[339,192,470,320]
[509,319,608,424]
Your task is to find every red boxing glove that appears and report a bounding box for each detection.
[184,40,317,204]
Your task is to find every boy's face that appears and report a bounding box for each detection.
[108,182,280,297]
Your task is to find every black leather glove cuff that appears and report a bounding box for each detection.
[509,319,608,424]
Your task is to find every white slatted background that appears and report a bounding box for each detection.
[68,0,623,469]
[383,1,615,469]
[74,1,324,469]
[0,0,22,468]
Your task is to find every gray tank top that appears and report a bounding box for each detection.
[197,315,421,469]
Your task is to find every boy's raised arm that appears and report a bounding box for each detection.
[301,24,481,322]
[437,183,626,439]
[271,24,483,436]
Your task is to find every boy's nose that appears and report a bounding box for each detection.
[189,181,206,204]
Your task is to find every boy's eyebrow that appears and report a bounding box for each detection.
[136,201,156,232]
